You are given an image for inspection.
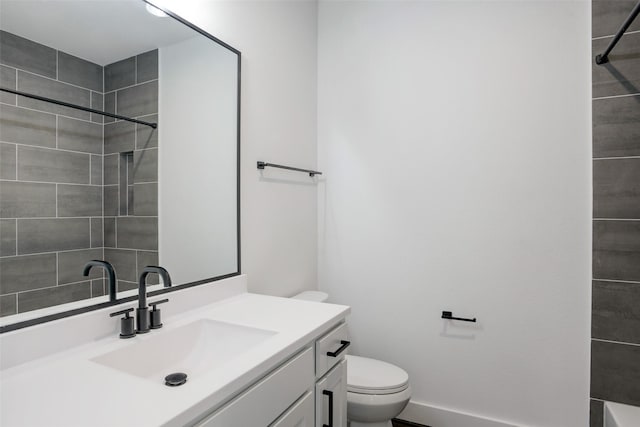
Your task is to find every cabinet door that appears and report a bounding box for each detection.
[315,359,347,427]
[270,391,314,427]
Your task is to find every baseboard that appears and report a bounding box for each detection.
[398,400,518,427]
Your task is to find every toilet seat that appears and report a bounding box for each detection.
[346,355,409,395]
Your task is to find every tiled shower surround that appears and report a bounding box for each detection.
[590,1,640,425]
[0,30,159,316]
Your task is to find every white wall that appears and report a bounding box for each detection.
[158,0,318,296]
[317,1,591,426]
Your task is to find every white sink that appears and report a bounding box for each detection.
[605,401,640,427]
[91,319,277,384]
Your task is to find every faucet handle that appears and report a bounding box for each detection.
[149,299,169,329]
[149,298,169,308]
[109,308,135,339]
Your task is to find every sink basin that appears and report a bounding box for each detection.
[91,319,277,384]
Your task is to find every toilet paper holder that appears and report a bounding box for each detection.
[441,311,476,323]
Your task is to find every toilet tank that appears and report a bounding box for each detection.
[291,291,328,302]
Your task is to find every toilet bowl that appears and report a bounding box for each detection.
[346,355,411,427]
[291,291,412,427]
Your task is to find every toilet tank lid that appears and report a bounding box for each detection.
[346,355,409,393]
[291,291,328,302]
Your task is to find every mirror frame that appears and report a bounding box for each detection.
[0,1,241,333]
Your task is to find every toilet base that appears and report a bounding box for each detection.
[348,421,392,427]
[347,386,411,427]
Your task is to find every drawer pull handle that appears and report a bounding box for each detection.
[326,340,351,357]
[322,390,334,427]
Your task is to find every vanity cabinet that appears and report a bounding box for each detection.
[191,321,348,427]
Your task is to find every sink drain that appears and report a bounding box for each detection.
[164,372,188,387]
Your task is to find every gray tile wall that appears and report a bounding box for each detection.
[102,50,159,290]
[590,2,640,425]
[0,32,102,316]
[0,31,160,316]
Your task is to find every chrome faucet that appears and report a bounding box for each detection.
[83,260,117,302]
[136,266,172,334]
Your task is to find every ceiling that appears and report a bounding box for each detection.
[0,0,195,66]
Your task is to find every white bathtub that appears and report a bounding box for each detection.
[605,402,640,427]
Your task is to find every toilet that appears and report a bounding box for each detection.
[292,291,412,427]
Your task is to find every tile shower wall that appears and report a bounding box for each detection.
[0,30,159,315]
[0,31,104,315]
[102,51,159,291]
[590,1,640,425]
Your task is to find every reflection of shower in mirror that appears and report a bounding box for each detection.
[0,0,240,329]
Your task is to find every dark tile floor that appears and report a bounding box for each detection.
[392,419,429,427]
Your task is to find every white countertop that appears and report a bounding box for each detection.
[0,281,349,427]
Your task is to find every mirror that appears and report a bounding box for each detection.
[0,0,240,330]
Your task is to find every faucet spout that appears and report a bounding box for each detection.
[83,260,117,302]
[140,266,172,289]
[136,266,172,334]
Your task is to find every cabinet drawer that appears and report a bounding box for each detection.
[195,347,314,427]
[269,390,314,427]
[315,322,349,378]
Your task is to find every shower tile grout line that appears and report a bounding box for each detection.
[592,338,640,347]
[1,179,113,188]
[12,65,148,95]
[0,99,152,128]
[592,278,640,285]
[1,141,102,157]
[0,244,157,259]
[592,218,640,221]
[592,29,640,41]
[593,156,640,161]
[592,92,640,101]
[0,215,158,221]
[8,279,105,300]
